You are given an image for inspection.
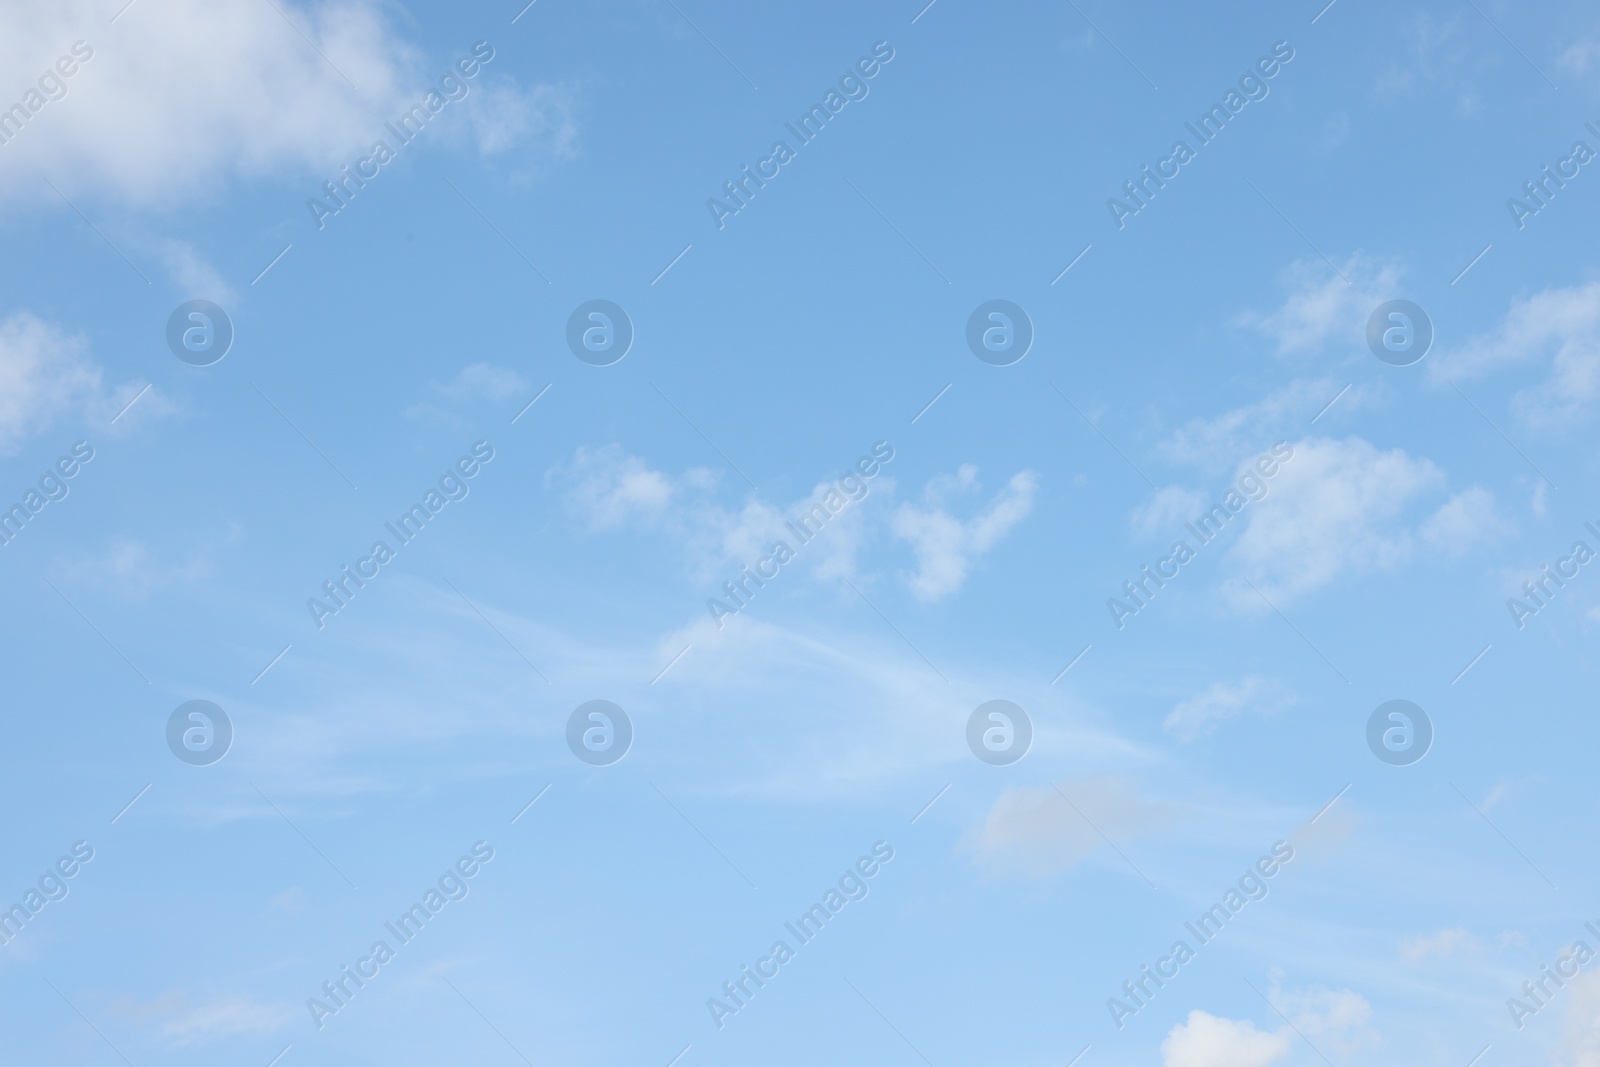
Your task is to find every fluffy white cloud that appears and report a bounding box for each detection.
[1235,256,1400,356]
[0,0,575,206]
[1161,1011,1289,1067]
[1221,437,1505,606]
[1558,971,1600,1066]
[1164,676,1295,742]
[553,445,699,530]
[0,310,159,453]
[1158,377,1374,474]
[405,362,530,424]
[969,776,1168,878]
[892,466,1036,600]
[1429,282,1600,429]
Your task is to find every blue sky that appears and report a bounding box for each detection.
[3,0,1600,1064]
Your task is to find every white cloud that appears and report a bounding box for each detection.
[0,310,161,454]
[1429,282,1600,429]
[1132,485,1209,539]
[1558,971,1600,1067]
[1236,256,1400,357]
[405,362,530,424]
[1161,1011,1290,1067]
[157,240,237,304]
[459,81,579,169]
[1158,377,1372,473]
[892,466,1036,600]
[1275,985,1377,1058]
[109,991,294,1047]
[1400,927,1477,962]
[554,445,695,530]
[969,776,1168,878]
[1164,676,1295,742]
[1221,437,1505,607]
